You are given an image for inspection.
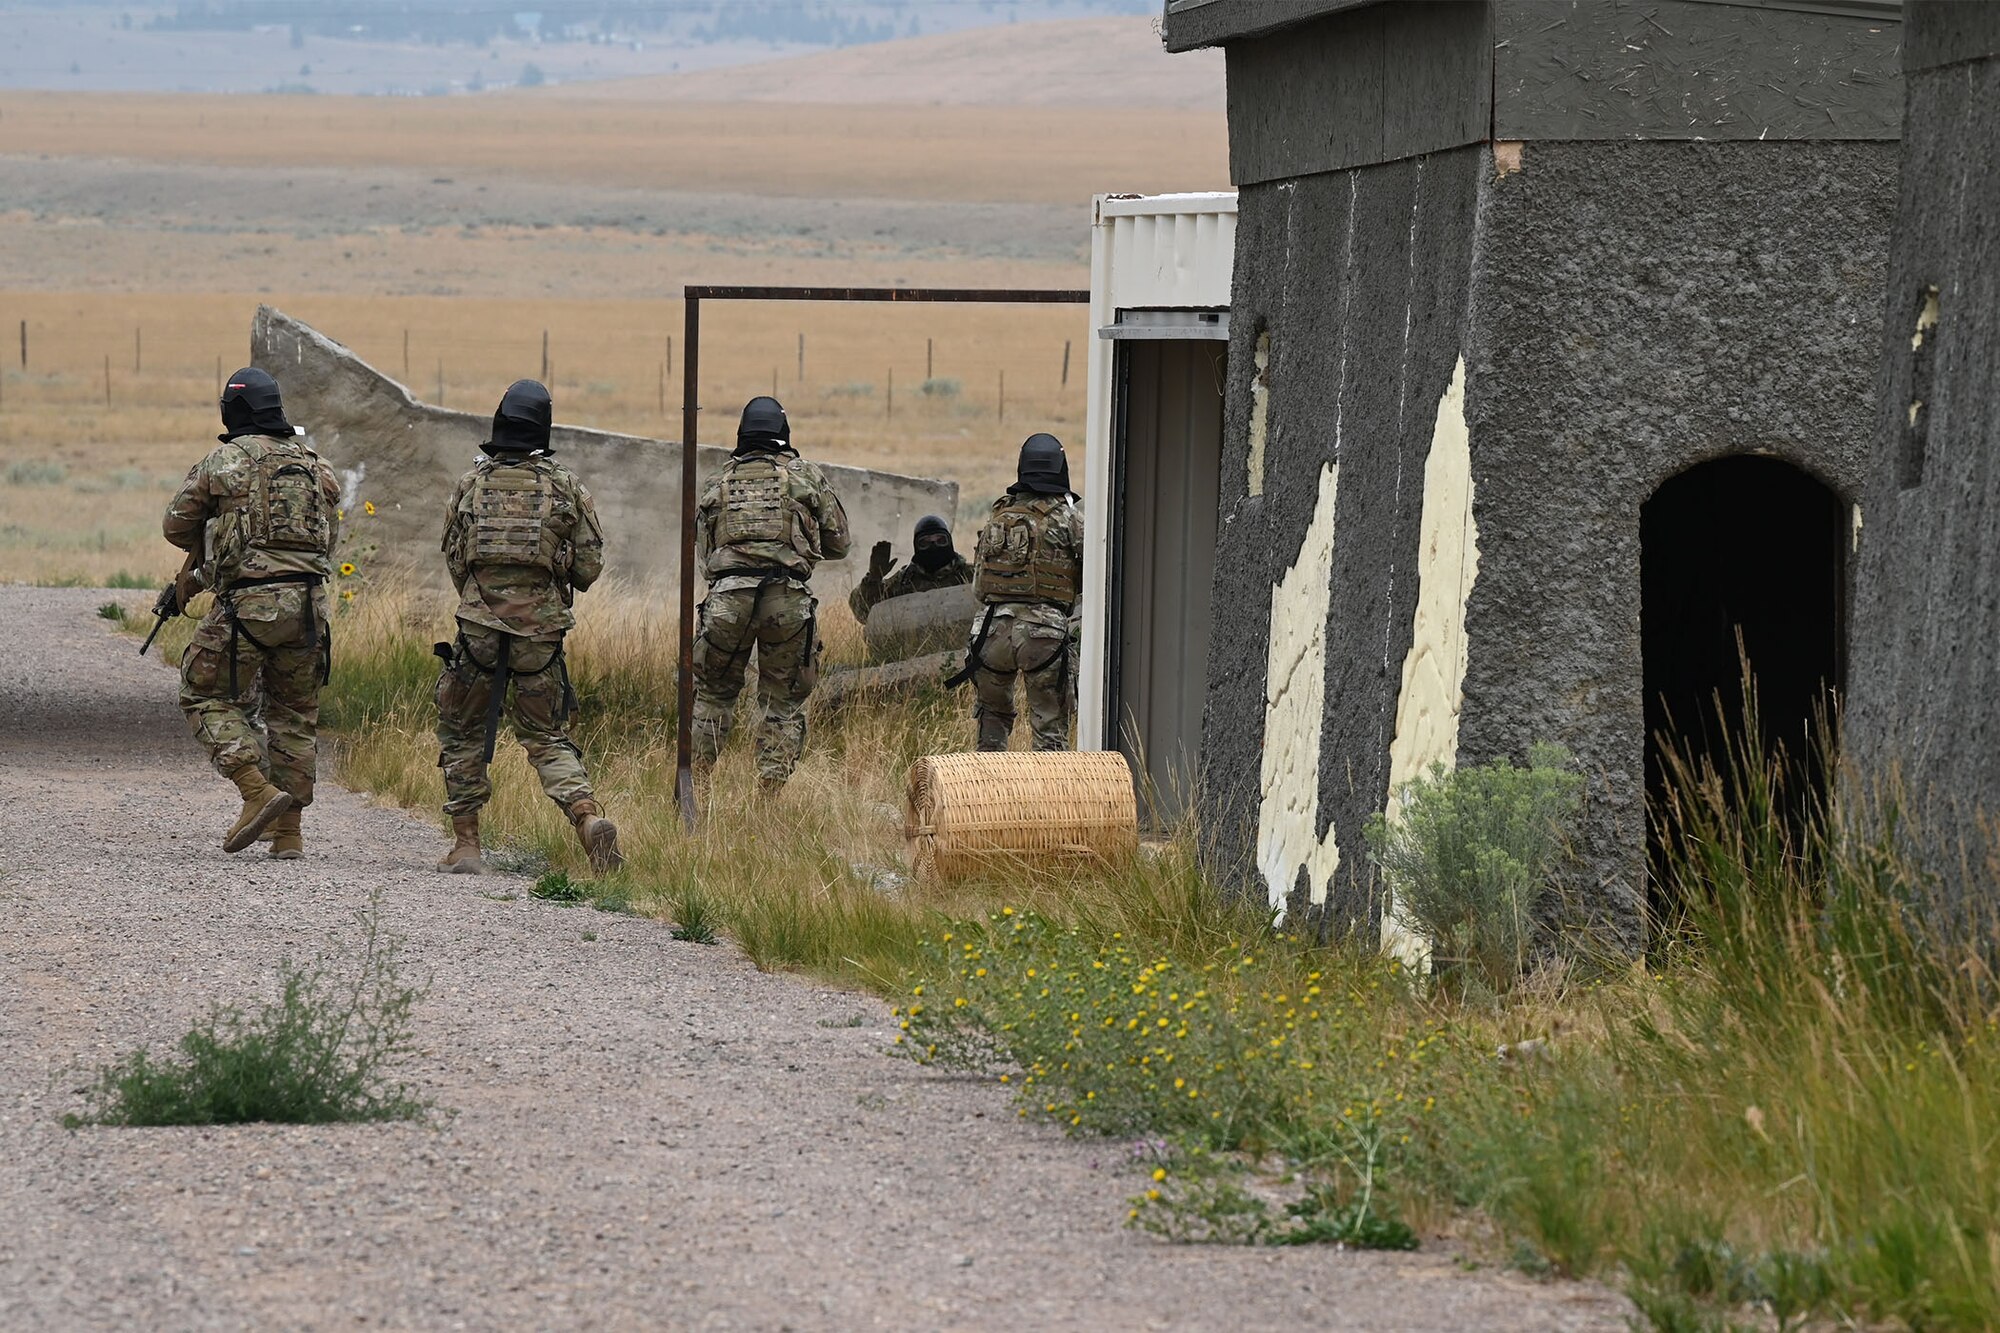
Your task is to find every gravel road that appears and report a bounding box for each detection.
[0,588,1630,1331]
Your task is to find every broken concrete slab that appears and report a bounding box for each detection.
[251,305,955,602]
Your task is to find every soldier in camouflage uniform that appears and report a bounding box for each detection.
[961,433,1084,752]
[163,368,338,858]
[434,379,622,875]
[693,396,851,788]
[847,514,972,623]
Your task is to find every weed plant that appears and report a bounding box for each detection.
[67,899,430,1127]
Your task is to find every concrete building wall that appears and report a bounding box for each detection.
[1848,2,2000,896]
[1462,140,1894,943]
[1181,0,1902,944]
[250,306,956,604]
[1199,148,1482,931]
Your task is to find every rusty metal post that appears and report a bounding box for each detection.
[676,293,701,830]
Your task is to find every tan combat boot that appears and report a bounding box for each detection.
[268,808,303,861]
[437,815,484,875]
[569,799,624,874]
[223,769,293,853]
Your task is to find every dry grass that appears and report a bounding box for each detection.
[0,92,1227,206]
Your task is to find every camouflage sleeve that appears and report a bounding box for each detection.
[442,473,470,589]
[162,455,214,553]
[567,477,605,592]
[848,569,886,620]
[317,460,342,559]
[694,478,721,571]
[814,468,852,562]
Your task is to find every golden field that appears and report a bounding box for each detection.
[0,289,1089,583]
[0,81,1230,584]
[0,92,1225,206]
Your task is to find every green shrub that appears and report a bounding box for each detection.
[65,902,429,1127]
[531,869,588,903]
[1364,744,1582,993]
[96,601,128,622]
[916,377,960,398]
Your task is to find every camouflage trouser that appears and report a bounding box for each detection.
[435,624,593,818]
[178,583,326,805]
[969,610,1073,752]
[692,582,819,783]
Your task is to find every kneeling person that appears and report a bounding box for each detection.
[847,514,972,623]
[435,380,621,874]
[165,368,338,858]
[963,433,1083,752]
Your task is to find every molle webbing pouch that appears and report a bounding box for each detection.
[974,502,1080,605]
[247,443,330,555]
[715,457,793,548]
[469,464,558,571]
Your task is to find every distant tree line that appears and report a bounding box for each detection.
[143,1,1155,47]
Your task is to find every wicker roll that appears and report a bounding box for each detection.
[906,751,1139,881]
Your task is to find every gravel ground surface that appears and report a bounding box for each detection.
[0,588,1632,1331]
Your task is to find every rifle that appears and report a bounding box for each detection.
[140,550,200,657]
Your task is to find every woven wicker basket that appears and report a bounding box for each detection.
[906,751,1139,881]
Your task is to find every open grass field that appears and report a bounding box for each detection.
[0,92,1226,206]
[0,72,1228,585]
[0,289,1088,583]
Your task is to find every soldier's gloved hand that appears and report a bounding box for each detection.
[174,567,205,612]
[868,540,896,581]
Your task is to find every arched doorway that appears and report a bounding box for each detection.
[1641,456,1847,913]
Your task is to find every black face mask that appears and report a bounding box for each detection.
[913,542,955,572]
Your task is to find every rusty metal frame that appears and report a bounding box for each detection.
[676,284,1089,828]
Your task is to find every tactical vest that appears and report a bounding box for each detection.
[975,497,1080,607]
[714,454,799,550]
[467,460,561,572]
[243,440,331,558]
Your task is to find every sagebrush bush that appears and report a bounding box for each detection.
[66,901,430,1127]
[1364,744,1582,994]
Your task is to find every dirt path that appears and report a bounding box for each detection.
[0,588,1629,1331]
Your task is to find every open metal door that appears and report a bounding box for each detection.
[1106,336,1225,828]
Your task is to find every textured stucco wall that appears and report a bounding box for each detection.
[1199,139,1895,943]
[1199,147,1483,933]
[1461,140,1894,944]
[251,306,955,604]
[1848,8,2000,897]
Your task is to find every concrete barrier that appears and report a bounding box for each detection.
[251,306,956,602]
[861,583,981,661]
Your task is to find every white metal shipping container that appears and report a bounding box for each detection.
[1078,191,1237,825]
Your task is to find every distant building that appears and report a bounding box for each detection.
[1157,0,1903,946]
[1848,1,2000,908]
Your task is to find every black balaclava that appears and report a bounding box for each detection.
[1011,432,1071,496]
[486,379,553,456]
[218,367,294,441]
[735,395,791,455]
[912,513,955,572]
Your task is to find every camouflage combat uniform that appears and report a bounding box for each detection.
[693,445,851,783]
[435,451,605,818]
[164,432,340,805]
[967,492,1084,752]
[847,552,973,621]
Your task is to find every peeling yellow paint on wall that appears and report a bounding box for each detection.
[1256,460,1342,917]
[1246,331,1271,498]
[1381,356,1479,965]
[1493,140,1525,179]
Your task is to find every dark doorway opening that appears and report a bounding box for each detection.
[1641,456,1846,915]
